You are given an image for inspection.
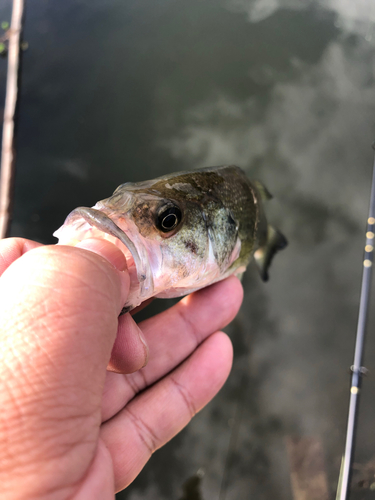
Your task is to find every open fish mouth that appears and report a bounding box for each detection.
[62,207,145,281]
[53,206,154,309]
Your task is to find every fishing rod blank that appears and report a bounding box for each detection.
[336,149,375,500]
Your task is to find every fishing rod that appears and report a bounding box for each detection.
[336,145,375,500]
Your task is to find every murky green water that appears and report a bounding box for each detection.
[1,0,375,498]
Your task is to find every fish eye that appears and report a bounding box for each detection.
[156,205,182,233]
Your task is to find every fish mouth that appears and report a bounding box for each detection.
[53,206,153,309]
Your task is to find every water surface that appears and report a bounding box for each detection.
[1,0,375,498]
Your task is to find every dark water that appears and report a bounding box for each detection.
[1,0,375,498]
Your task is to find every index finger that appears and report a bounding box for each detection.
[0,237,43,276]
[102,275,243,421]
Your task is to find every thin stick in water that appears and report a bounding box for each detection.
[0,0,25,239]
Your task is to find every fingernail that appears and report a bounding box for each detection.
[138,328,149,367]
[75,238,127,272]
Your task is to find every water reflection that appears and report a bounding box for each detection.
[2,0,375,498]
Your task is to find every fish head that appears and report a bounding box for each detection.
[54,173,241,309]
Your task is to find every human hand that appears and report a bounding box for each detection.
[0,237,243,500]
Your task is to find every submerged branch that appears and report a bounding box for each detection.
[0,0,24,238]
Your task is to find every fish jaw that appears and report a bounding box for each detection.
[53,206,155,310]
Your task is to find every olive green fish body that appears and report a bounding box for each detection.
[54,166,287,309]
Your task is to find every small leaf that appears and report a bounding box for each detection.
[0,43,5,53]
[21,41,28,50]
[1,21,9,30]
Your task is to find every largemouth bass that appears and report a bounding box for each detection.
[54,166,287,311]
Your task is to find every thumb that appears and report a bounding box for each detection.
[0,241,141,498]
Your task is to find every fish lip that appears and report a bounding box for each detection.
[55,206,153,308]
[64,207,146,282]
